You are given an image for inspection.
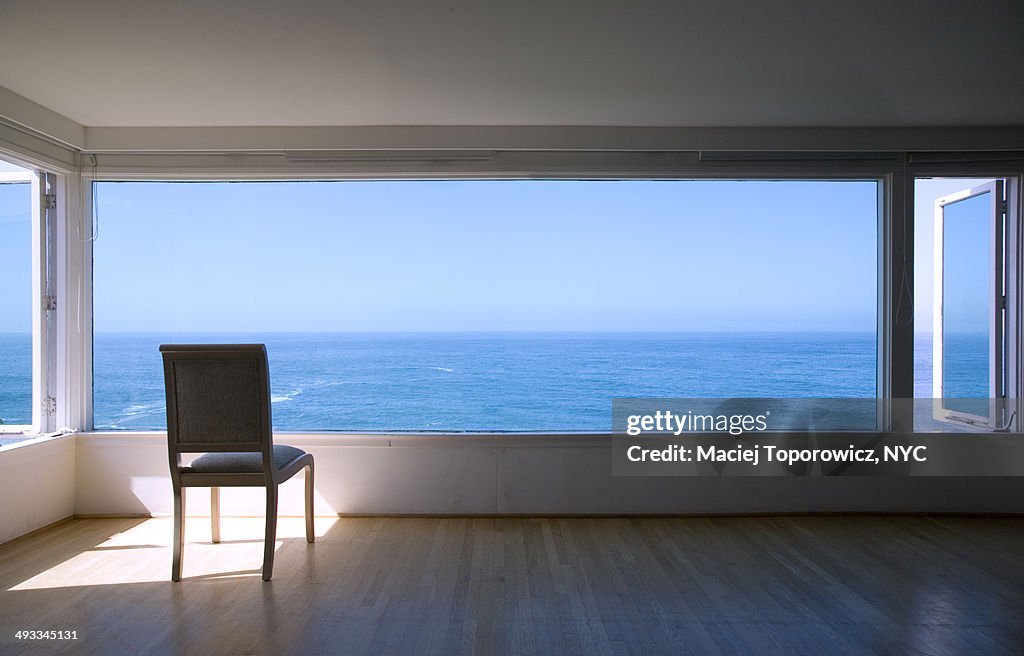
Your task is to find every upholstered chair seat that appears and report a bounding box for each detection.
[185,445,307,474]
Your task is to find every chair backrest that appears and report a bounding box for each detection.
[161,344,273,463]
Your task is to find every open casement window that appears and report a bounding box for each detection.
[932,180,1006,428]
[0,165,55,439]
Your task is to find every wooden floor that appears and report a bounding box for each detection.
[0,516,1022,655]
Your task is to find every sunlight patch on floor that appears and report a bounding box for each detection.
[8,516,338,590]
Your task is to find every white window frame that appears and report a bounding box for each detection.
[932,180,1006,428]
[0,169,48,436]
[83,159,894,433]
[0,145,999,438]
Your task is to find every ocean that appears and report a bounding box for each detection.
[0,331,987,433]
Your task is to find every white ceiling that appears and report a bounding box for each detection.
[1,0,1022,129]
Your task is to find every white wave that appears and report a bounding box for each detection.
[272,389,303,403]
[121,403,163,417]
[430,367,454,373]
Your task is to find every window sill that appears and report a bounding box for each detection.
[77,429,895,450]
[78,430,616,449]
[0,431,74,453]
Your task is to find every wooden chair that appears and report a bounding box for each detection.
[160,343,314,581]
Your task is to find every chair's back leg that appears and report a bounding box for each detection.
[172,486,187,581]
[262,485,278,581]
[210,487,221,544]
[305,463,315,544]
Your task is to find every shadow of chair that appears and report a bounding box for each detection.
[160,343,314,581]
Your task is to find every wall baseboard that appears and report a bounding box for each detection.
[71,511,1024,520]
[0,515,75,549]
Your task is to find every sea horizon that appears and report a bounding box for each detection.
[2,331,984,433]
[95,331,883,432]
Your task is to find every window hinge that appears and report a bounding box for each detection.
[42,396,56,416]
[1000,294,1007,310]
[44,295,57,311]
[44,193,57,210]
[999,199,1008,215]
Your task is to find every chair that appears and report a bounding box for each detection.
[160,343,314,581]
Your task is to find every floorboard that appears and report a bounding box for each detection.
[0,516,1021,655]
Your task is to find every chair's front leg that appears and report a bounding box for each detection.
[262,485,278,581]
[211,487,221,544]
[305,463,315,544]
[172,486,186,581]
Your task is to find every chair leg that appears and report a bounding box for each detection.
[262,485,278,581]
[172,486,186,582]
[305,463,315,544]
[210,487,221,543]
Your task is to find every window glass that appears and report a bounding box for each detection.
[0,170,33,430]
[941,190,993,417]
[93,180,878,432]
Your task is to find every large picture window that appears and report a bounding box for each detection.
[92,179,879,432]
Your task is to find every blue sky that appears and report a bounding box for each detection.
[88,179,879,333]
[0,180,31,333]
[913,178,996,334]
[0,171,1002,335]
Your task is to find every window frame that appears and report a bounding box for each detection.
[0,146,1010,437]
[931,180,1005,427]
[911,168,1024,434]
[83,157,897,434]
[0,169,48,436]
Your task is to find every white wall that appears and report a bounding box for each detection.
[0,436,76,543]
[75,432,1024,517]
[0,430,1017,546]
